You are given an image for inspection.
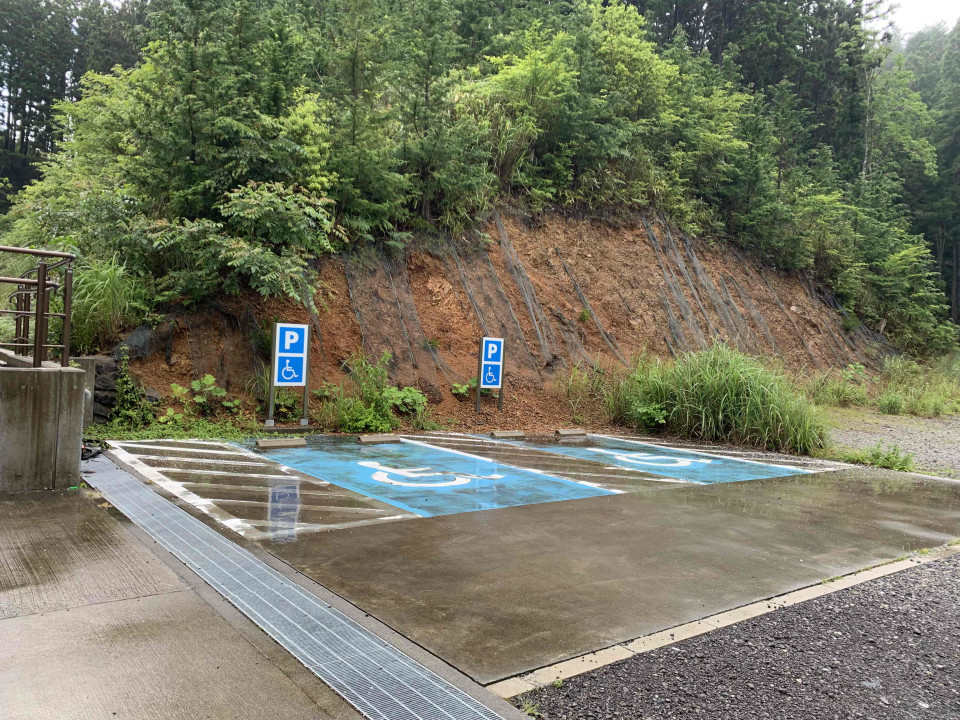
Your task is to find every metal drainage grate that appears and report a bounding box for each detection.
[86,456,505,720]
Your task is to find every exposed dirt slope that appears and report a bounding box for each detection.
[127,210,880,427]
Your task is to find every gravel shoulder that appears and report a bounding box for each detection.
[826,408,960,479]
[518,553,960,720]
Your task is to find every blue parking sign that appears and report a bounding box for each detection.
[277,324,307,355]
[275,355,305,386]
[479,336,504,389]
[480,362,502,389]
[482,337,503,363]
[273,323,309,387]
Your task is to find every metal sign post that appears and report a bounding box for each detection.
[267,322,310,427]
[476,336,505,414]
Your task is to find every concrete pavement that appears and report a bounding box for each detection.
[0,489,360,720]
[257,467,960,683]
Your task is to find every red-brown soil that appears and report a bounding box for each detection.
[127,210,878,432]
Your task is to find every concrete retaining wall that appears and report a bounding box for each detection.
[0,351,85,492]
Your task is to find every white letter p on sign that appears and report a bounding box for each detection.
[284,330,298,350]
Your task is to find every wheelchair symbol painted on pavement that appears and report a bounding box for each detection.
[357,461,504,488]
[587,448,712,468]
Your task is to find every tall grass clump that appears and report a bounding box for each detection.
[877,353,960,417]
[805,364,869,407]
[609,344,825,454]
[71,257,148,354]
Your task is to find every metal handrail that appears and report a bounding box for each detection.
[0,244,76,259]
[0,276,60,288]
[1,247,75,368]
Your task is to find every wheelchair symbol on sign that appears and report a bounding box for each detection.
[357,461,504,488]
[587,448,712,468]
[484,367,497,385]
[280,359,298,381]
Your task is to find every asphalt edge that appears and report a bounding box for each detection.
[488,542,960,699]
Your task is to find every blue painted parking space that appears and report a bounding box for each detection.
[518,434,811,484]
[259,437,615,517]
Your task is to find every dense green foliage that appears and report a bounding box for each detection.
[313,352,432,432]
[1,0,958,354]
[70,257,149,354]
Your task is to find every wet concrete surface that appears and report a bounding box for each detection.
[0,490,182,618]
[257,467,960,684]
[0,487,360,720]
[99,435,960,688]
[110,440,416,540]
[1,590,347,720]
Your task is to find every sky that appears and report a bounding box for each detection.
[888,0,960,36]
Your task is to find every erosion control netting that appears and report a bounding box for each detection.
[343,253,447,401]
[727,275,781,354]
[492,209,560,367]
[341,210,877,399]
[644,214,872,369]
[641,216,710,350]
[672,223,763,353]
[804,276,880,369]
[447,239,543,382]
[658,217,729,341]
[555,247,629,365]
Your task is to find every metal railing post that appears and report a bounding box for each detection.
[20,287,31,357]
[14,286,24,354]
[60,264,73,366]
[32,262,47,367]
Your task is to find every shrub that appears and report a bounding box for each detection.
[555,363,596,422]
[337,398,398,433]
[108,351,156,430]
[831,442,916,472]
[877,391,904,415]
[877,352,960,417]
[0,315,13,344]
[609,344,825,454]
[70,257,149,354]
[170,374,235,417]
[311,351,426,433]
[385,386,428,415]
[624,399,667,429]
